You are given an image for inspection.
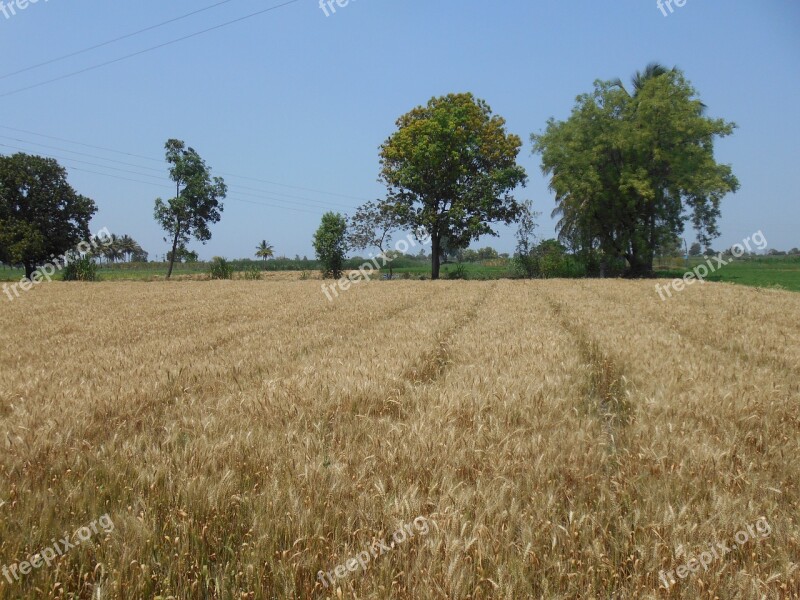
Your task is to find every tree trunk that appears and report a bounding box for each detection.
[166,226,180,280]
[626,253,654,278]
[380,244,393,279]
[431,234,441,280]
[24,263,34,280]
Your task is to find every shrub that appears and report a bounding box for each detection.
[445,264,468,280]
[243,265,262,280]
[513,253,540,278]
[61,256,99,281]
[209,257,233,280]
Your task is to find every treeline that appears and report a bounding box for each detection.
[0,62,778,282]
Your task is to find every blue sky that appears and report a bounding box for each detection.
[1,0,798,259]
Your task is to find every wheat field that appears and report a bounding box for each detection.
[0,280,798,599]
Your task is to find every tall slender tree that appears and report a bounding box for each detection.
[255,240,275,261]
[154,139,226,279]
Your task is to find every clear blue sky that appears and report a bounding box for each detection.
[1,0,798,259]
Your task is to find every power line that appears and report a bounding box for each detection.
[216,172,371,203]
[0,137,359,211]
[0,125,372,203]
[0,141,351,213]
[0,125,163,163]
[0,0,300,98]
[0,0,243,81]
[63,166,326,216]
[0,135,165,173]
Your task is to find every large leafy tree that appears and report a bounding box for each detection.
[0,153,96,279]
[154,139,227,279]
[313,212,348,279]
[532,65,739,277]
[379,93,528,279]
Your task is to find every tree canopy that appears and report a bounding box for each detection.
[256,240,275,261]
[348,200,402,276]
[532,65,739,276]
[0,152,96,279]
[379,93,528,279]
[154,139,227,279]
[313,212,348,279]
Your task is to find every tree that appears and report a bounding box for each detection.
[0,153,96,279]
[154,139,227,279]
[476,246,500,261]
[104,234,124,263]
[689,242,703,257]
[131,247,149,262]
[348,200,402,277]
[118,235,142,262]
[532,65,739,277]
[460,248,479,263]
[537,239,570,278]
[379,93,528,279]
[166,245,198,264]
[513,200,540,278]
[655,233,683,267]
[313,212,348,279]
[255,240,275,261]
[437,235,464,265]
[94,233,143,263]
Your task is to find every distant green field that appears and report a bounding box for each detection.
[2,255,799,291]
[389,262,512,279]
[656,256,800,292]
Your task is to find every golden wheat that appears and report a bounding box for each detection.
[0,279,797,599]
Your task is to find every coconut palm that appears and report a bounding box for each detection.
[255,240,275,262]
[611,63,705,112]
[103,234,124,263]
[611,62,673,97]
[119,235,138,262]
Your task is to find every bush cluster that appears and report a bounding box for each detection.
[209,257,233,280]
[61,256,99,281]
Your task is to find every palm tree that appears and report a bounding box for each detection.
[103,234,124,263]
[255,240,274,262]
[611,63,705,113]
[611,62,673,97]
[119,235,137,262]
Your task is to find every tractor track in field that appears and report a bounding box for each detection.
[402,282,497,386]
[359,282,499,420]
[542,292,633,466]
